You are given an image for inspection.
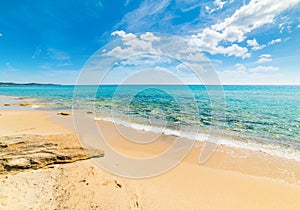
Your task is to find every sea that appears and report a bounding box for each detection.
[0,85,299,161]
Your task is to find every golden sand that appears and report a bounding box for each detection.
[0,110,300,209]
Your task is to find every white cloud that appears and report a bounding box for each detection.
[192,0,300,58]
[107,31,161,58]
[0,33,2,37]
[218,63,282,84]
[175,0,202,12]
[117,0,171,31]
[235,63,246,70]
[278,16,293,33]
[184,53,207,62]
[140,32,161,41]
[108,31,211,76]
[257,57,272,63]
[247,38,266,51]
[111,30,137,41]
[245,38,281,52]
[260,54,272,58]
[249,65,279,73]
[298,24,300,28]
[225,62,279,73]
[205,0,232,14]
[268,38,282,45]
[229,63,247,73]
[257,54,272,63]
[118,54,171,67]
[218,44,250,58]
[214,0,226,10]
[191,30,250,58]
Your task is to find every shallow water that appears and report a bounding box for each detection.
[0,85,299,160]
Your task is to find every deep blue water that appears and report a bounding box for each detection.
[0,85,299,159]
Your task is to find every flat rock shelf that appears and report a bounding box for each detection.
[0,133,104,174]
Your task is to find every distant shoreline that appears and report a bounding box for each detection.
[0,82,61,86]
[1,83,300,86]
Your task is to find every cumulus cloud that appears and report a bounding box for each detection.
[140,32,161,41]
[192,0,300,58]
[190,29,250,58]
[257,54,272,63]
[108,31,210,69]
[0,33,2,37]
[107,31,161,58]
[116,0,299,59]
[247,39,266,51]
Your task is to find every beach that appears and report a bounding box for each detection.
[1,107,300,209]
[2,0,300,208]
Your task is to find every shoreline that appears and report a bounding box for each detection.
[1,94,300,183]
[93,118,300,184]
[94,116,300,163]
[1,89,299,164]
[0,109,300,209]
[54,108,300,184]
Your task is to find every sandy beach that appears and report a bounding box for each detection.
[0,108,300,209]
[2,0,300,208]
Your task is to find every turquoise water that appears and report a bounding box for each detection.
[0,85,299,159]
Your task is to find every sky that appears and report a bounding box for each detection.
[0,0,300,85]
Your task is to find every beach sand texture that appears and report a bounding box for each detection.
[0,109,300,209]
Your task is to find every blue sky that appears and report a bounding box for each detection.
[0,0,299,84]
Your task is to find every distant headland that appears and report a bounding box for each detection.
[0,82,61,86]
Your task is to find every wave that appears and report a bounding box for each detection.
[94,116,300,162]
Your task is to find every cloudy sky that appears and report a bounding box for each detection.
[0,0,299,84]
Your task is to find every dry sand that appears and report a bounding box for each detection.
[0,110,300,209]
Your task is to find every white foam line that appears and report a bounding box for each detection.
[94,116,300,162]
[31,104,40,109]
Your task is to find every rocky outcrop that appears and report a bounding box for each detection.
[0,134,104,174]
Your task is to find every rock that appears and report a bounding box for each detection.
[57,112,71,116]
[0,143,8,148]
[4,158,31,170]
[19,103,30,106]
[0,134,104,174]
[166,115,179,122]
